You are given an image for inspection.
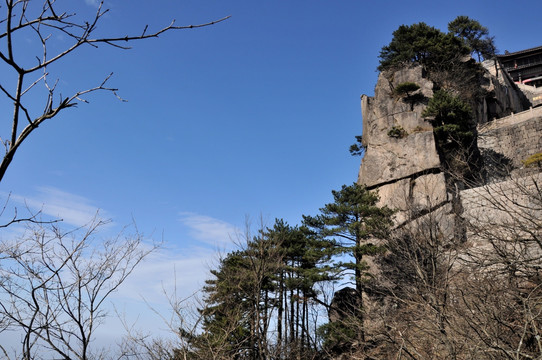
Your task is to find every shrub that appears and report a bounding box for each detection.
[422,89,473,144]
[394,82,426,110]
[394,82,421,97]
[387,126,407,139]
[412,125,427,133]
[349,135,366,156]
[522,153,542,168]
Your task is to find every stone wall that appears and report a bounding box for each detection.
[478,106,542,170]
[460,172,542,247]
[517,83,542,107]
[461,172,542,219]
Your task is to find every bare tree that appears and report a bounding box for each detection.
[0,0,229,184]
[118,286,258,360]
[118,288,199,360]
[457,172,542,359]
[360,170,542,359]
[0,217,157,360]
[368,200,463,359]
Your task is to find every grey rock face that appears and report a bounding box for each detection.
[358,66,439,190]
[358,61,536,215]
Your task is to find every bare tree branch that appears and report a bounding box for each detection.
[0,0,229,185]
[0,217,158,359]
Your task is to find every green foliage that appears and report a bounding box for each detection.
[448,15,496,61]
[522,152,542,168]
[378,18,491,109]
[198,250,253,356]
[378,22,440,70]
[317,321,359,353]
[387,125,407,139]
[378,22,469,72]
[377,18,494,181]
[303,183,394,293]
[349,135,365,157]
[422,89,481,180]
[422,89,474,145]
[191,219,337,359]
[394,82,420,97]
[303,183,393,245]
[427,31,470,67]
[394,82,425,110]
[271,219,338,294]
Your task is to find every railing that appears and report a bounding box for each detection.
[478,106,542,132]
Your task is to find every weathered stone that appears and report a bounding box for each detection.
[353,54,542,358]
[358,66,440,188]
[399,202,457,243]
[358,131,440,187]
[361,66,433,149]
[373,173,448,224]
[410,172,448,208]
[480,59,531,122]
[478,108,542,173]
[329,287,360,324]
[358,60,537,213]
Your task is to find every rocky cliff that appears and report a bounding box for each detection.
[357,62,539,227]
[345,60,542,359]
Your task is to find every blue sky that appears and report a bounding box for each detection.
[1,0,541,350]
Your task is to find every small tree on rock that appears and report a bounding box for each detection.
[422,89,480,182]
[394,82,425,110]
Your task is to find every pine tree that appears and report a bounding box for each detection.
[448,15,496,61]
[378,22,469,72]
[193,219,338,359]
[303,183,393,342]
[197,250,254,358]
[264,219,336,357]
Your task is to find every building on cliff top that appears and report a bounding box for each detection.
[497,45,542,87]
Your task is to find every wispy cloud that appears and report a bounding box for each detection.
[70,213,240,349]
[6,186,107,227]
[84,0,100,7]
[178,212,239,248]
[99,245,217,349]
[111,212,240,306]
[113,245,217,305]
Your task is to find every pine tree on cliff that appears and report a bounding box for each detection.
[448,15,496,61]
[377,18,492,104]
[377,22,469,72]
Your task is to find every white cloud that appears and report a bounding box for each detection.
[178,212,239,248]
[84,0,100,7]
[111,211,242,307]
[102,244,223,347]
[5,186,107,227]
[112,245,216,304]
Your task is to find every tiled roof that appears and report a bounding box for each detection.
[497,45,542,59]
